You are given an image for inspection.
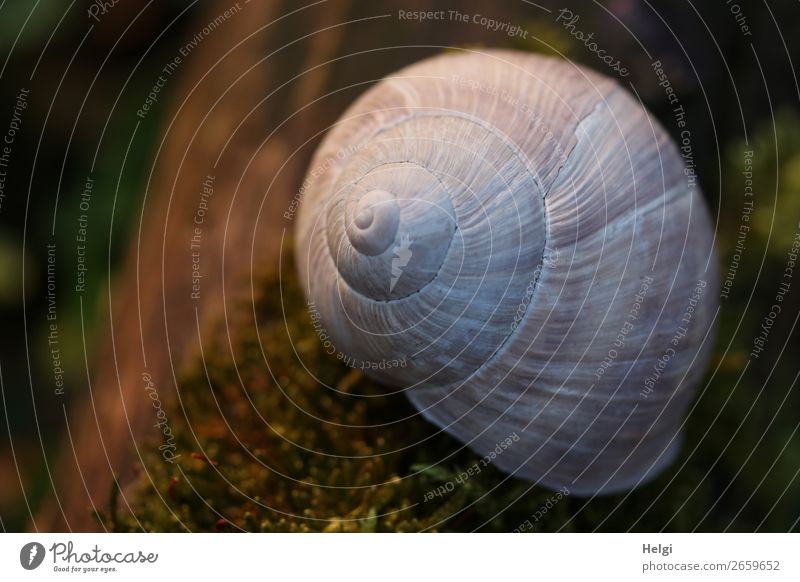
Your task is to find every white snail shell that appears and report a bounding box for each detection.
[295,49,718,495]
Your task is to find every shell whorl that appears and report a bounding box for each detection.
[296,50,718,496]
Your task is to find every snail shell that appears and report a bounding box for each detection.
[295,49,718,495]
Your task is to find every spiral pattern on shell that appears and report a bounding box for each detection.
[296,49,718,496]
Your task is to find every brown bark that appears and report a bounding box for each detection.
[35,0,350,531]
[36,0,509,531]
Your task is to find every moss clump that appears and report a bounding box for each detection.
[108,252,790,532]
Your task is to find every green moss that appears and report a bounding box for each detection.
[108,246,796,531]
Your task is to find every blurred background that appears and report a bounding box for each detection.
[0,0,799,532]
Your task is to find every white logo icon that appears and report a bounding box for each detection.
[390,234,413,292]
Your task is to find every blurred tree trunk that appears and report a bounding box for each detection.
[36,0,502,531]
